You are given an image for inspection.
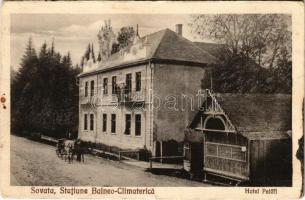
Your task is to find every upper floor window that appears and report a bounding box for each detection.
[111,114,116,133]
[90,80,94,96]
[84,114,88,130]
[124,114,131,135]
[125,73,132,93]
[135,114,141,136]
[90,114,94,130]
[102,114,107,132]
[112,76,117,94]
[136,72,141,91]
[85,81,88,97]
[103,78,108,94]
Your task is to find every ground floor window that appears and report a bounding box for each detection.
[111,114,116,133]
[84,114,88,130]
[125,114,131,135]
[102,114,107,132]
[135,114,141,136]
[90,114,94,131]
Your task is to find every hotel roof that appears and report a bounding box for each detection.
[78,28,220,77]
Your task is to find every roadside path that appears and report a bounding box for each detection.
[11,135,210,186]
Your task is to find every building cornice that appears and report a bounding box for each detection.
[77,58,209,78]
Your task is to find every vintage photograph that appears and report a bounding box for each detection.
[8,12,296,188]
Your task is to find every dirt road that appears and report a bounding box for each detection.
[11,135,209,186]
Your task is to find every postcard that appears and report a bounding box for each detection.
[0,1,303,199]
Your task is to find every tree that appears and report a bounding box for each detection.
[80,43,93,67]
[12,38,81,138]
[12,37,39,134]
[111,26,135,54]
[97,52,102,62]
[111,43,120,55]
[97,20,116,61]
[191,14,291,68]
[192,14,292,94]
[84,44,91,60]
[91,43,96,63]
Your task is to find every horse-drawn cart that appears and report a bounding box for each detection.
[56,138,85,163]
[56,138,66,158]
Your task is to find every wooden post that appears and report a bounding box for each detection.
[160,141,163,163]
[150,159,152,171]
[203,172,207,182]
[137,151,139,160]
[153,141,157,157]
[119,152,121,161]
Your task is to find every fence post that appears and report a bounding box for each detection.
[137,151,139,160]
[149,158,152,171]
[160,141,163,163]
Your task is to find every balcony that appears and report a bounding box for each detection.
[117,89,146,104]
[79,95,95,105]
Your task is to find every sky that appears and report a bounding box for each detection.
[11,14,201,71]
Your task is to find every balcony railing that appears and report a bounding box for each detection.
[79,89,147,105]
[117,89,146,103]
[79,95,95,105]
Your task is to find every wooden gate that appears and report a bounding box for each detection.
[203,141,249,180]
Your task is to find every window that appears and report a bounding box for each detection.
[135,114,141,136]
[125,73,132,93]
[136,72,141,91]
[90,114,94,130]
[125,114,131,135]
[111,114,116,133]
[112,76,117,94]
[103,78,108,94]
[85,81,88,97]
[205,142,247,162]
[90,80,94,96]
[102,114,107,132]
[84,114,88,130]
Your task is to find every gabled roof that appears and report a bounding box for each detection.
[153,29,219,64]
[240,131,291,140]
[79,29,219,77]
[214,93,291,133]
[189,92,292,140]
[194,42,231,61]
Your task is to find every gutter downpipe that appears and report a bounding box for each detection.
[149,60,154,155]
[95,74,99,144]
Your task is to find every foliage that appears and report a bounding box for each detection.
[11,37,81,138]
[192,14,292,94]
[97,20,116,61]
[111,26,135,54]
[80,43,96,67]
[191,14,291,68]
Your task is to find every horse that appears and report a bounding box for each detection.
[73,139,85,163]
[63,140,75,163]
[56,138,65,159]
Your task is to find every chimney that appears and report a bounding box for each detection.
[133,24,140,44]
[136,24,139,37]
[175,24,183,36]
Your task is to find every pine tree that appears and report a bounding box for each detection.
[50,39,55,56]
[12,37,39,134]
[97,52,102,62]
[80,56,85,67]
[91,43,96,63]
[85,43,91,60]
[97,20,116,61]
[12,38,81,138]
